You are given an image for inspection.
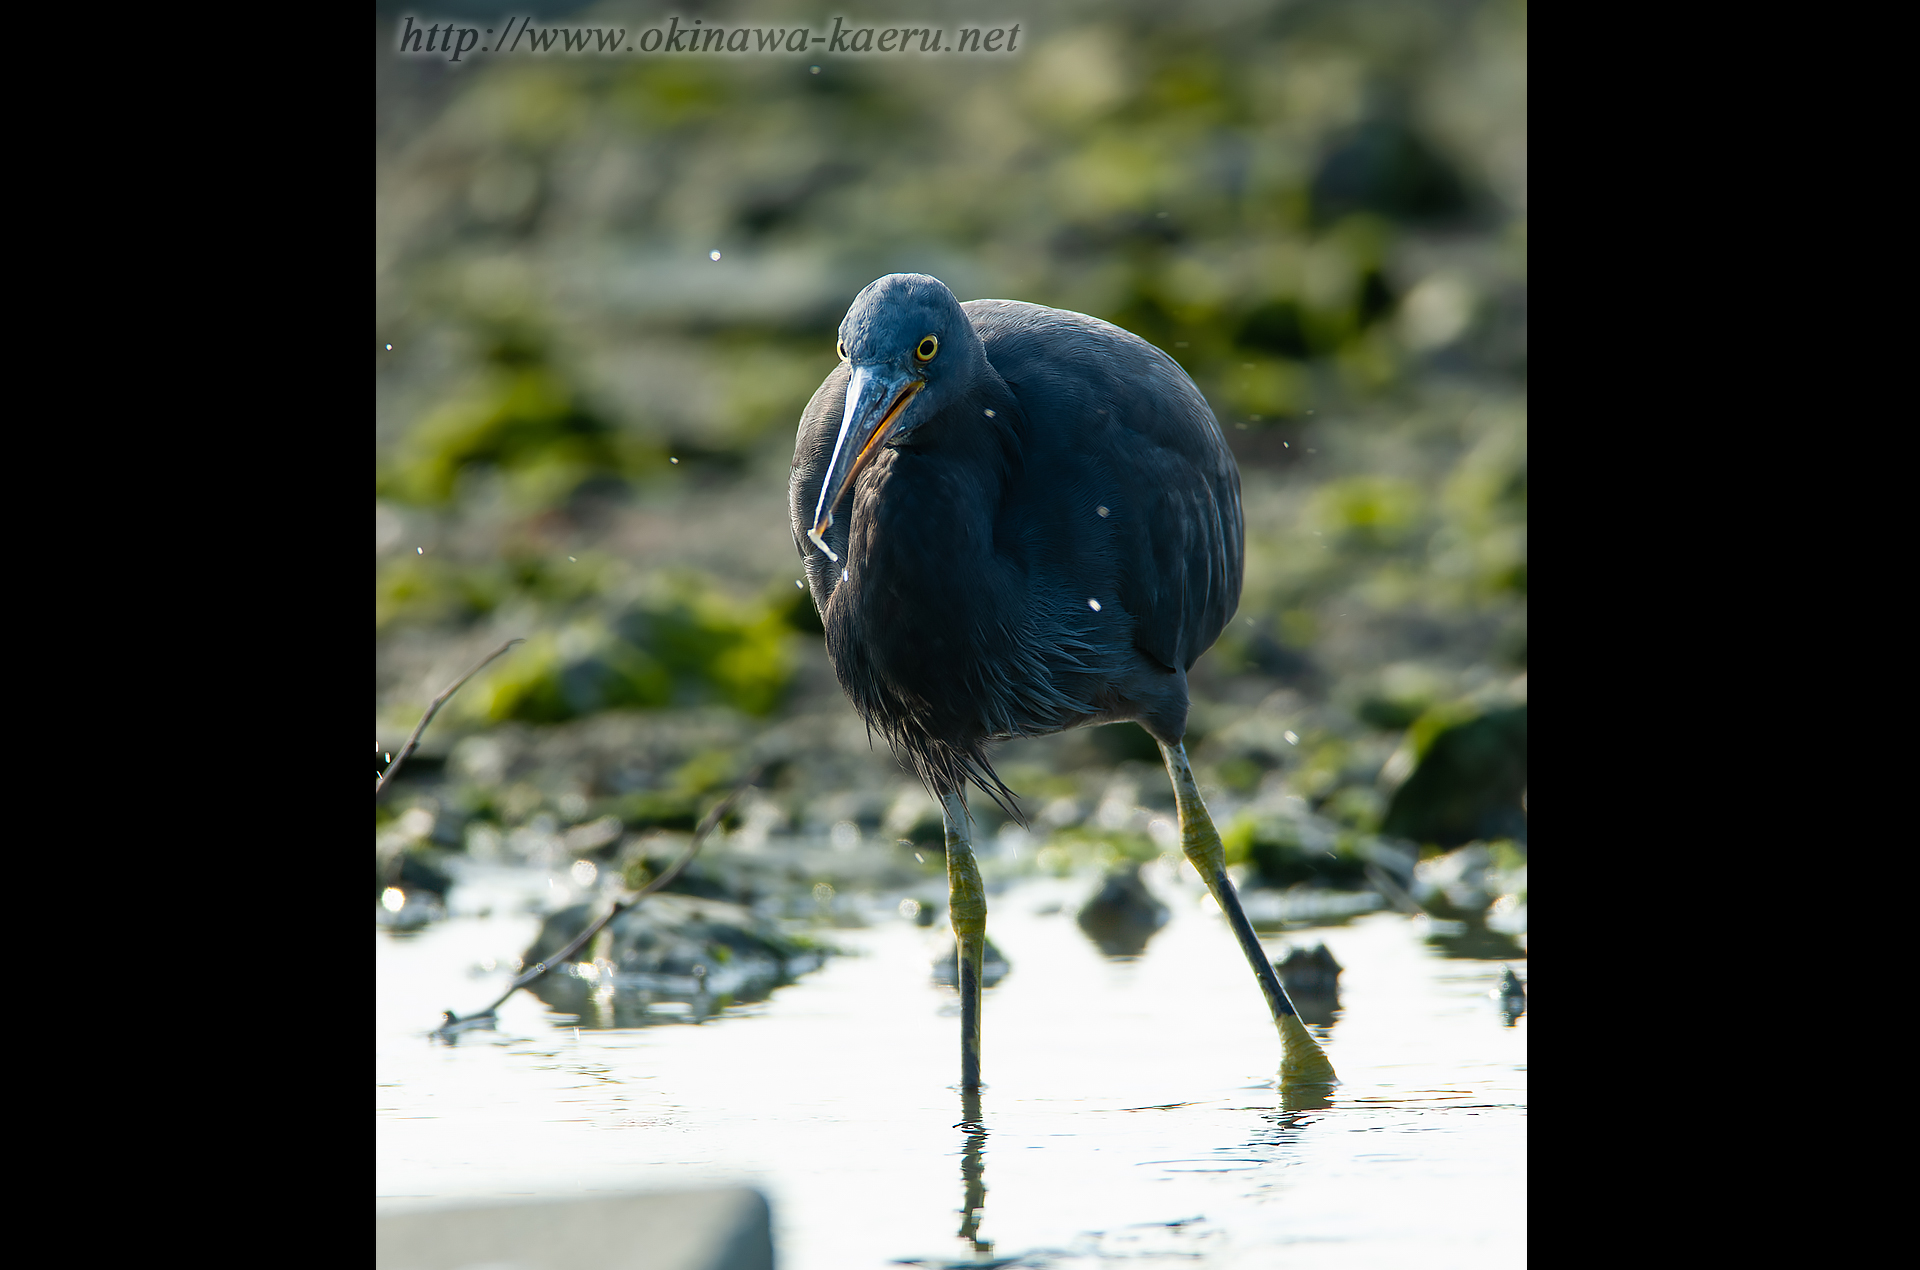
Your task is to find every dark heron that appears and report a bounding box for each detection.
[789,273,1335,1091]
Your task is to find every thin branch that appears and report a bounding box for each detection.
[434,765,764,1037]
[1365,862,1426,915]
[377,638,523,799]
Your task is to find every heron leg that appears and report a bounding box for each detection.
[942,792,986,1090]
[1158,740,1337,1088]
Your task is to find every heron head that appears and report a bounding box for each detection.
[807,274,982,560]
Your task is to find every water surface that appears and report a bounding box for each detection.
[377,860,1526,1268]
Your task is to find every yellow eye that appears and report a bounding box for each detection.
[915,335,939,362]
[836,339,848,360]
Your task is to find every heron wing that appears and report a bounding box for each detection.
[965,299,1243,673]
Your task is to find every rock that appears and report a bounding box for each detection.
[1274,942,1343,995]
[1382,705,1527,847]
[520,894,827,1026]
[1239,887,1384,927]
[1493,964,1526,1026]
[1224,804,1370,889]
[1273,942,1343,1026]
[1311,114,1472,225]
[375,849,453,901]
[375,1187,773,1270]
[615,845,742,902]
[1413,843,1494,913]
[1076,864,1171,957]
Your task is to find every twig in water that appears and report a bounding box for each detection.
[1365,862,1425,915]
[434,765,764,1039]
[376,638,522,799]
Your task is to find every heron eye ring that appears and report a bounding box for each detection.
[915,335,939,362]
[836,339,848,361]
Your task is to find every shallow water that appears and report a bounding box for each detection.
[377,859,1526,1268]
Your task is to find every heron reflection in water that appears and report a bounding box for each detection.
[916,1079,1333,1266]
[791,274,1336,1092]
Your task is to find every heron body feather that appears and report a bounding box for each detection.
[790,277,1243,818]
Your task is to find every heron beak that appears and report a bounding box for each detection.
[807,365,923,561]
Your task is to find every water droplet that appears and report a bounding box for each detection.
[384,343,393,350]
[670,456,679,464]
[381,887,406,913]
[1284,730,1299,745]
[1096,506,1109,517]
[568,556,576,561]
[984,408,996,417]
[898,897,922,919]
[795,579,804,589]
[416,546,423,554]
[842,569,849,582]
[709,250,721,261]
[810,65,820,73]
[1088,598,1102,611]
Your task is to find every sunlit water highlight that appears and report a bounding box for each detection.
[377,860,1525,1268]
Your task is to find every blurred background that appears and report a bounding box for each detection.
[375,0,1526,953]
